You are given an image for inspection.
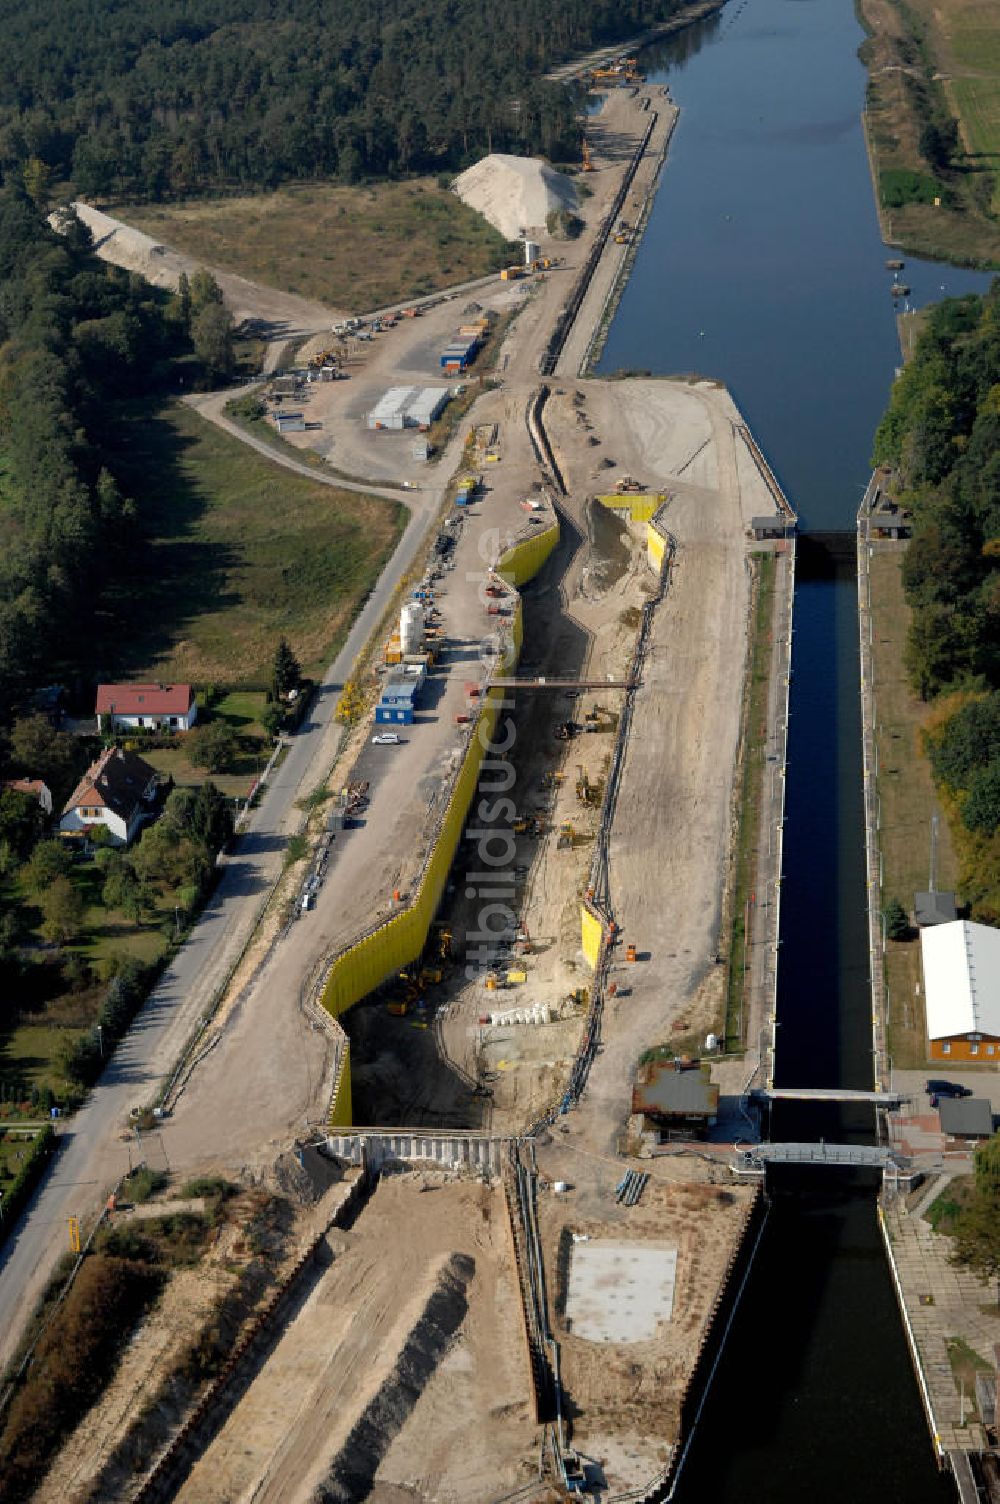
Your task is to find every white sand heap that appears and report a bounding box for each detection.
[452,153,578,241]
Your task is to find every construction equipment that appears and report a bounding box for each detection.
[436,927,453,961]
[615,473,643,493]
[554,720,578,741]
[582,138,595,173]
[576,766,603,806]
[557,822,576,849]
[585,703,618,733]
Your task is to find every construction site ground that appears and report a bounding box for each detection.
[8,37,794,1503]
[172,1172,536,1504]
[346,376,778,1144]
[533,1144,759,1493]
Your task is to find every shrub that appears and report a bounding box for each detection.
[123,1166,169,1203]
[0,1255,162,1503]
[883,897,911,941]
[0,1125,55,1253]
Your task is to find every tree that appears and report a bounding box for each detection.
[883,898,910,941]
[22,157,52,210]
[21,838,72,896]
[950,1196,1000,1306]
[272,638,301,701]
[261,704,283,739]
[0,789,45,864]
[188,721,239,774]
[9,717,80,808]
[974,1133,1000,1200]
[191,300,234,382]
[39,875,85,944]
[963,761,1000,833]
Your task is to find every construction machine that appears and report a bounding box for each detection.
[582,138,595,173]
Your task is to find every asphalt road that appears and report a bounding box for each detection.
[0,402,450,1375]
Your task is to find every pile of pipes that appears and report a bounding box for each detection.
[615,1169,649,1206]
[488,1003,551,1028]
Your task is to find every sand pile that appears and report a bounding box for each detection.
[453,153,578,241]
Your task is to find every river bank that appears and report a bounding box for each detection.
[857,0,1000,269]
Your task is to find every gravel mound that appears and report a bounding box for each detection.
[453,153,578,241]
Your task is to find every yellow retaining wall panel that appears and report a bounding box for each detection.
[581,904,604,970]
[646,521,667,572]
[318,510,560,1108]
[597,493,666,524]
[496,521,559,588]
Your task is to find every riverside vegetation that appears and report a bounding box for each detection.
[859,0,1000,266]
[873,279,1000,919]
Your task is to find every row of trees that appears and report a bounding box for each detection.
[0,190,238,721]
[0,0,687,200]
[873,280,1000,919]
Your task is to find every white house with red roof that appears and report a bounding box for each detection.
[59,747,159,846]
[95,682,197,734]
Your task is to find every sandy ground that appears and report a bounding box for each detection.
[533,1141,758,1492]
[174,1174,536,1504]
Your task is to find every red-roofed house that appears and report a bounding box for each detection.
[59,748,159,846]
[95,683,197,734]
[2,778,53,815]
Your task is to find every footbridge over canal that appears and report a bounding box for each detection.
[750,1087,907,1107]
[731,1142,914,1179]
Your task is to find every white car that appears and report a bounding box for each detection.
[372,732,401,744]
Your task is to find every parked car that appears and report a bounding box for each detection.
[925,1079,973,1099]
[371,732,400,745]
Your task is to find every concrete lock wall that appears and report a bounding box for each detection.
[581,903,605,971]
[318,516,560,1108]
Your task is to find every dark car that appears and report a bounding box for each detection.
[925,1079,973,1099]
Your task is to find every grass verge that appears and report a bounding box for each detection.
[102,399,406,683]
[118,179,517,311]
[725,552,776,1051]
[858,0,1000,266]
[867,546,958,1068]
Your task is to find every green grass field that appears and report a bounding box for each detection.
[912,0,1000,221]
[102,400,405,684]
[868,548,959,1069]
[861,0,1000,265]
[120,178,516,312]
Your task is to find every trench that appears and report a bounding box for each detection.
[596,0,992,1498]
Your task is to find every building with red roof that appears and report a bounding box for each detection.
[59,748,159,846]
[95,683,197,734]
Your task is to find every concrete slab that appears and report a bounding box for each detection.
[566,1240,677,1343]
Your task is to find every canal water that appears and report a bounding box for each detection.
[597,0,993,1498]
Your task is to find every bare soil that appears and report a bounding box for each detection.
[174,1174,537,1504]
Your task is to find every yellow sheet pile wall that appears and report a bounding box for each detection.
[596,493,666,524]
[319,517,558,1038]
[646,521,667,572]
[581,904,605,971]
[327,1040,353,1126]
[496,520,559,587]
